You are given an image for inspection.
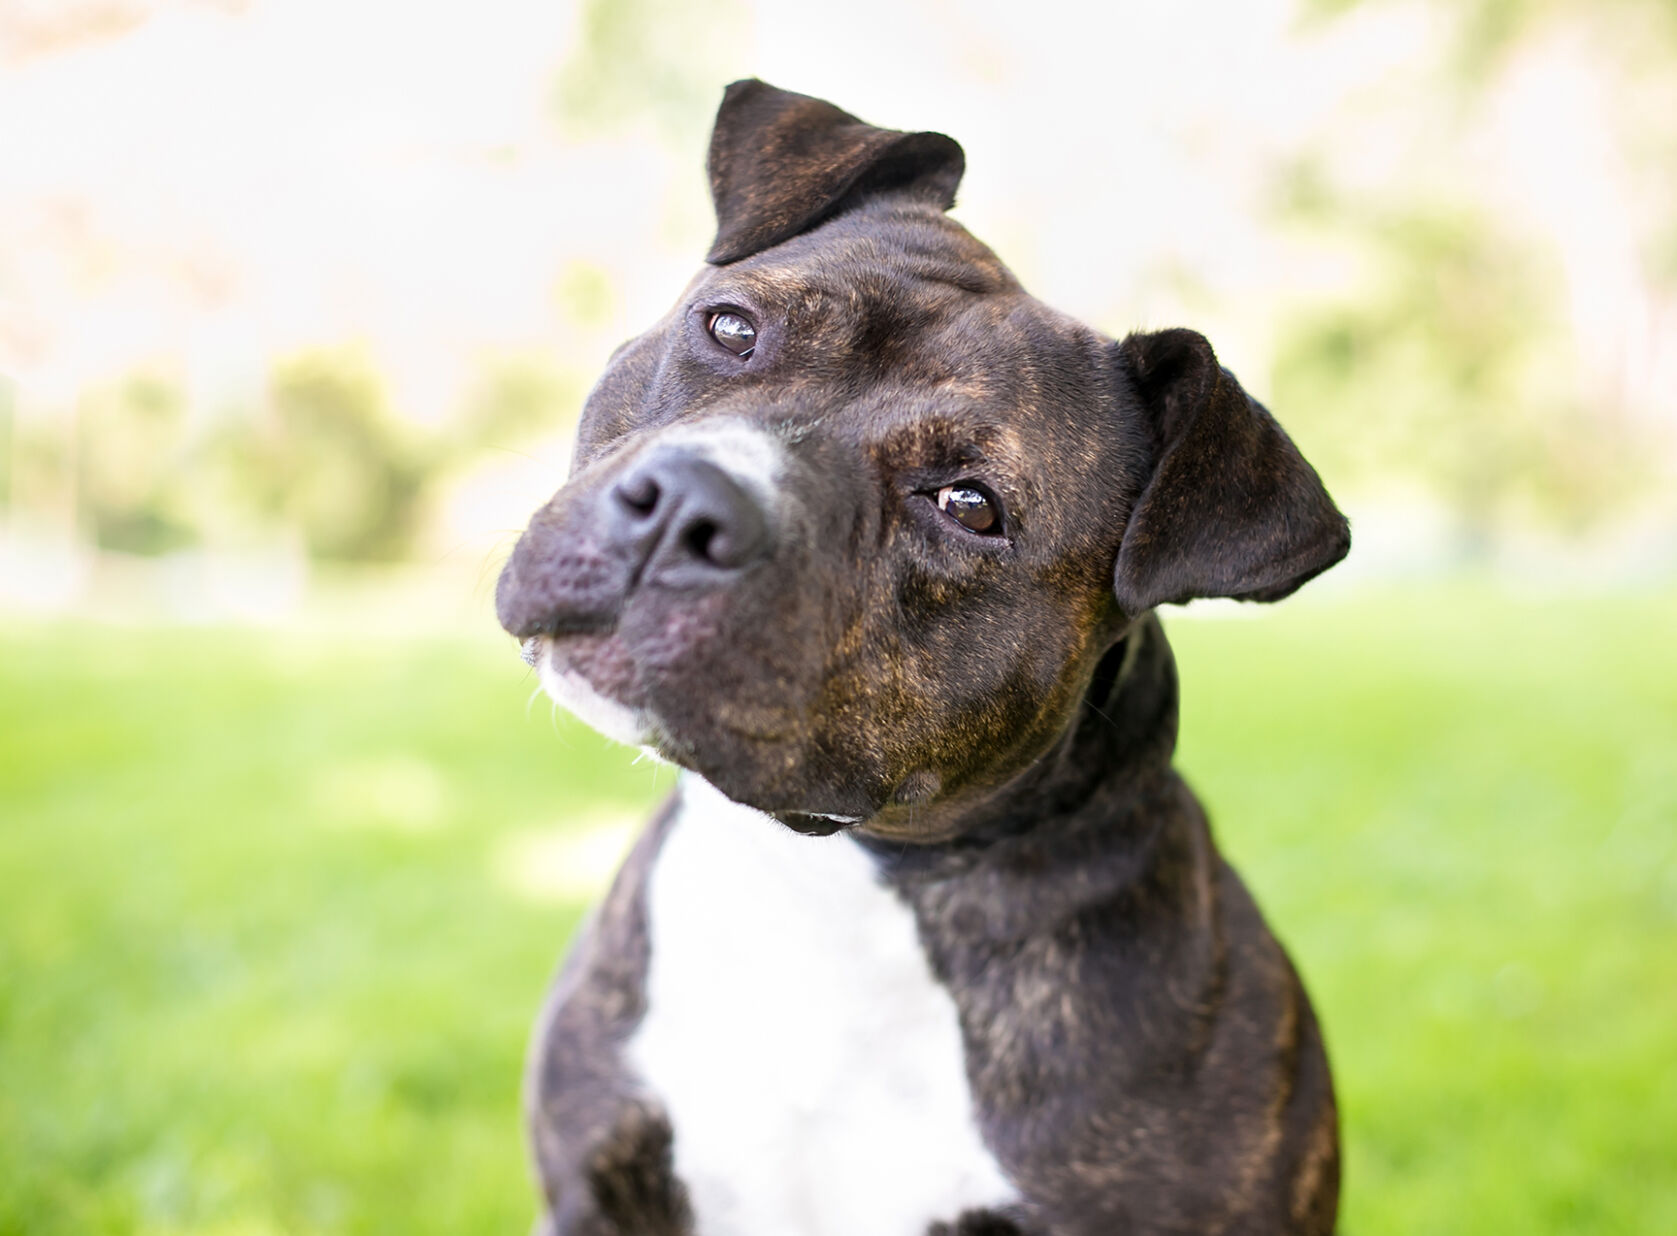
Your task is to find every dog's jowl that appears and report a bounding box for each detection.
[497,80,1350,1236]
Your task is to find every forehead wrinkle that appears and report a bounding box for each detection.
[844,206,1018,293]
[705,267,804,305]
[725,223,1013,312]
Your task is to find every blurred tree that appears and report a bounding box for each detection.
[211,352,431,563]
[0,376,14,516]
[455,355,582,455]
[76,374,199,555]
[555,260,618,330]
[553,0,751,147]
[1305,0,1677,64]
[1274,203,1649,536]
[200,349,581,563]
[1278,0,1676,537]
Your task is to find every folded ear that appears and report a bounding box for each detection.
[705,79,965,265]
[1113,329,1349,615]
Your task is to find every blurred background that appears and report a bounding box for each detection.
[1,0,1673,1232]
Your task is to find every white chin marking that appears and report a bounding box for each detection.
[628,775,1019,1236]
[533,639,647,748]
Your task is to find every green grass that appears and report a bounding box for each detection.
[0,623,672,1235]
[1,584,1674,1233]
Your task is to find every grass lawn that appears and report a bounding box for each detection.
[1,583,1673,1234]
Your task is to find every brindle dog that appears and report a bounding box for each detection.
[496,80,1348,1236]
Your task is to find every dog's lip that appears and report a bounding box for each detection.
[518,629,610,667]
[792,809,866,824]
[508,610,619,644]
[770,809,865,836]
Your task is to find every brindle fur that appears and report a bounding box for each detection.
[499,80,1348,1235]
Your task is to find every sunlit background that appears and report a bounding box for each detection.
[3,0,1674,1232]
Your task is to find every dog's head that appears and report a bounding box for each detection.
[497,81,1348,839]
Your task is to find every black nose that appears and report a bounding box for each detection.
[610,449,774,586]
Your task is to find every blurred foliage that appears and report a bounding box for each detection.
[554,260,618,330]
[1273,0,1677,536]
[1305,0,1677,70]
[3,586,1674,1232]
[553,0,750,146]
[0,377,13,513]
[210,352,433,562]
[77,375,200,556]
[457,355,583,456]
[209,350,581,562]
[2,348,578,563]
[1273,202,1647,534]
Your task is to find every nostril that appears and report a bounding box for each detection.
[616,473,660,517]
[683,517,720,563]
[679,506,764,570]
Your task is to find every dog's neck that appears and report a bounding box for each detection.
[857,613,1190,871]
[1042,611,1182,806]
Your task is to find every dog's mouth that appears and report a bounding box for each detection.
[771,810,865,836]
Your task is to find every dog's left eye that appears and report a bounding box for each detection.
[706,311,757,358]
[936,484,1003,535]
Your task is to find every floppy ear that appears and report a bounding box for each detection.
[705,79,965,265]
[1113,328,1349,615]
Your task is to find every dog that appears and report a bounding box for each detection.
[495,79,1349,1236]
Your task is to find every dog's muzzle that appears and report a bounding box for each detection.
[496,444,777,642]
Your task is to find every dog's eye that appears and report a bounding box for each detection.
[706,310,757,358]
[936,484,1002,535]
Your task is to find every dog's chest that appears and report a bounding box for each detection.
[627,777,1016,1236]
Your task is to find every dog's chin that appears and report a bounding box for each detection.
[525,634,870,834]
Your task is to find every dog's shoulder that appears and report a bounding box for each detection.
[526,798,688,1230]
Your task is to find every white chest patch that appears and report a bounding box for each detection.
[627,776,1017,1236]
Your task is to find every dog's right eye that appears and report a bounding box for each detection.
[706,310,757,358]
[935,483,1003,535]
